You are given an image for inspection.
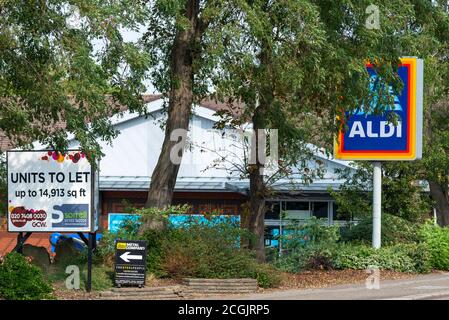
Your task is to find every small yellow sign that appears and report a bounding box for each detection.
[116,242,127,250]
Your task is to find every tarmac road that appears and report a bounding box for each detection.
[199,272,449,300]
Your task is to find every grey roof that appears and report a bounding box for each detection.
[100,176,237,192]
[99,176,347,193]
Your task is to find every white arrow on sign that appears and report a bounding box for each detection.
[120,251,143,263]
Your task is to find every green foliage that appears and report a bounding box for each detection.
[274,244,333,273]
[92,231,118,266]
[419,222,449,270]
[136,204,190,233]
[0,252,54,300]
[332,244,431,273]
[340,214,420,245]
[274,243,431,274]
[0,154,6,216]
[143,0,227,101]
[281,217,340,251]
[93,205,188,268]
[133,204,191,218]
[141,229,166,277]
[0,1,149,158]
[47,263,114,292]
[331,162,431,223]
[94,208,280,288]
[139,219,281,288]
[273,218,431,273]
[93,218,142,266]
[274,219,340,272]
[420,36,449,225]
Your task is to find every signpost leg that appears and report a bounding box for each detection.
[372,162,382,249]
[14,232,32,254]
[87,232,93,292]
[16,232,24,254]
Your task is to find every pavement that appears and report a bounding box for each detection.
[198,272,449,300]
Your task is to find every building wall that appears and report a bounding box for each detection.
[63,100,355,239]
[67,101,352,181]
[69,104,243,179]
[100,190,246,231]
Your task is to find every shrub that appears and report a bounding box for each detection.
[273,243,336,273]
[274,243,431,274]
[419,222,449,270]
[273,216,431,274]
[141,229,166,277]
[332,243,431,273]
[95,207,281,287]
[140,219,281,288]
[136,205,190,232]
[0,252,54,300]
[340,214,419,245]
[92,231,118,266]
[93,216,143,266]
[331,162,431,223]
[281,217,340,251]
[251,263,282,288]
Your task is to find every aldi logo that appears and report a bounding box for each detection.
[334,57,423,161]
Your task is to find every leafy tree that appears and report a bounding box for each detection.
[331,161,431,223]
[331,3,449,226]
[211,0,440,261]
[421,56,449,226]
[0,153,5,217]
[0,0,149,159]
[141,0,229,210]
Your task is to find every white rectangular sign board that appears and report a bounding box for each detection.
[7,150,97,232]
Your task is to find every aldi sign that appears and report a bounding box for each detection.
[334,57,423,160]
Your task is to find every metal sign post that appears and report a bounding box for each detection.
[372,162,382,249]
[87,233,93,292]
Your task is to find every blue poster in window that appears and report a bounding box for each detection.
[108,213,240,233]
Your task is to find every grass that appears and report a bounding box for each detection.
[46,262,114,292]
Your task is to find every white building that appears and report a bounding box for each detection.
[66,96,355,246]
[1,95,356,248]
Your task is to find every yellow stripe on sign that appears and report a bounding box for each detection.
[117,242,127,250]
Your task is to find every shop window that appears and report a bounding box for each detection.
[312,202,328,219]
[285,201,310,220]
[265,202,280,219]
[264,226,280,248]
[332,202,338,221]
[286,202,309,211]
[332,202,350,221]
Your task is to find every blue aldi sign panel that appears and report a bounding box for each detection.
[335,57,423,161]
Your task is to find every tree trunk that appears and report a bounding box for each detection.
[246,38,272,262]
[248,162,267,262]
[428,180,449,226]
[145,0,201,210]
[247,107,269,262]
